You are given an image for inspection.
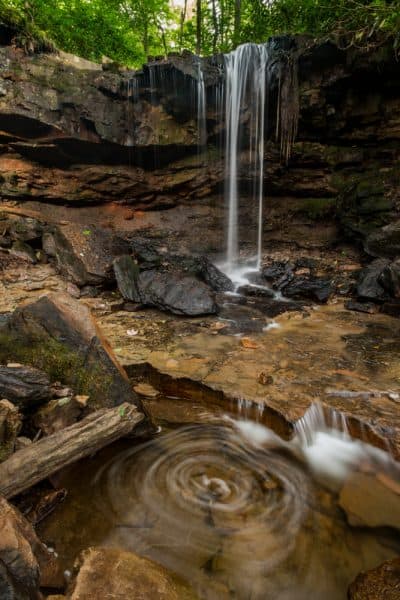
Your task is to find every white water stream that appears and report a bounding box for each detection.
[223,43,269,281]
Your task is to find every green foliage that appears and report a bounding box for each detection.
[0,331,109,398]
[0,0,399,64]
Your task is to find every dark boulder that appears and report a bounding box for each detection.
[195,257,234,292]
[136,270,218,316]
[379,259,400,298]
[50,224,131,287]
[364,220,400,259]
[131,239,162,267]
[114,254,219,315]
[262,261,294,289]
[356,259,389,302]
[281,276,333,303]
[113,256,141,303]
[1,293,142,410]
[237,284,275,299]
[0,365,51,408]
[344,301,378,315]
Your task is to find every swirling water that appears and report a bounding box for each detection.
[39,406,400,600]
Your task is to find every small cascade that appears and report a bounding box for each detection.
[294,402,350,447]
[223,44,269,279]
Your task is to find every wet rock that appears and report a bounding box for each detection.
[237,284,275,299]
[8,217,43,243]
[364,220,400,259]
[131,239,162,267]
[356,259,389,302]
[113,255,141,302]
[9,240,37,263]
[262,261,294,289]
[0,400,21,461]
[51,224,130,287]
[66,547,199,600]
[379,260,400,298]
[33,397,83,435]
[135,270,218,316]
[344,301,378,314]
[0,496,56,600]
[381,300,400,318]
[339,472,400,531]
[195,257,234,292]
[281,277,333,303]
[348,557,400,600]
[0,365,51,408]
[1,293,141,410]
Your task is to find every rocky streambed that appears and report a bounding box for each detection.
[0,203,400,599]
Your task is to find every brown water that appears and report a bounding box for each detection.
[40,408,400,600]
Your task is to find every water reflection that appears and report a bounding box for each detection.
[40,415,400,600]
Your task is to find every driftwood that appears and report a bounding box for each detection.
[0,403,144,499]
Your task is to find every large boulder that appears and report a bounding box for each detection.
[356,259,389,302]
[137,270,218,316]
[0,365,51,409]
[0,293,141,410]
[364,220,400,259]
[114,257,218,316]
[348,557,400,599]
[281,276,333,303]
[50,224,131,287]
[66,547,198,600]
[0,496,56,600]
[379,259,400,298]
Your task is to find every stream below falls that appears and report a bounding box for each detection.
[39,402,400,600]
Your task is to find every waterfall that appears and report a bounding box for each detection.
[223,44,269,278]
[196,59,206,151]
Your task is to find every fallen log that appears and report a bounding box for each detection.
[0,403,144,499]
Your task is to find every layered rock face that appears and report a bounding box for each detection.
[0,39,399,227]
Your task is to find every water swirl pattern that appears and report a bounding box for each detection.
[93,423,309,597]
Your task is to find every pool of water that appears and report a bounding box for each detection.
[39,407,400,600]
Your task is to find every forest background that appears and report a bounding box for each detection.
[0,0,399,67]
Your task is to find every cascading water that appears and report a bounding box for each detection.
[223,44,269,280]
[196,59,207,152]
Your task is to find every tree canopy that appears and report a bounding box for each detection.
[1,0,399,67]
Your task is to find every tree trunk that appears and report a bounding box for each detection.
[211,0,218,54]
[0,403,144,499]
[179,0,188,52]
[196,0,202,55]
[233,0,241,47]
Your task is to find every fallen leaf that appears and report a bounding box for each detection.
[126,329,139,336]
[240,337,259,349]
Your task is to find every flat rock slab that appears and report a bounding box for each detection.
[96,302,400,458]
[339,472,400,531]
[67,547,199,599]
[348,557,400,599]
